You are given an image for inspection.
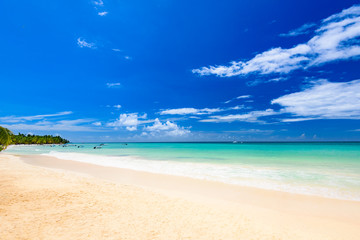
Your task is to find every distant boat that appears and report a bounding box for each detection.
[93,146,102,149]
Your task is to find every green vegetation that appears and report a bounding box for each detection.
[0,126,69,151]
[10,133,70,145]
[0,126,12,151]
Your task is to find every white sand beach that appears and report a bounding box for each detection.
[1,153,360,240]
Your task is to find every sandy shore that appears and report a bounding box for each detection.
[1,153,360,239]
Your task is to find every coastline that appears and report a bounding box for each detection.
[1,153,360,239]
[7,142,360,201]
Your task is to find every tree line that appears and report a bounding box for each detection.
[0,126,69,151]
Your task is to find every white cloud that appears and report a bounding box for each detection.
[272,79,360,120]
[112,49,122,52]
[77,38,96,49]
[93,121,102,126]
[324,4,360,22]
[160,107,222,115]
[126,126,137,131]
[93,0,104,6]
[1,119,101,132]
[0,111,103,132]
[106,82,121,88]
[229,105,245,110]
[193,4,360,77]
[200,109,278,123]
[124,56,131,60]
[113,104,122,109]
[144,118,190,136]
[0,111,73,123]
[160,105,247,116]
[307,6,360,66]
[107,113,139,131]
[193,44,311,76]
[268,77,287,82]
[236,95,251,99]
[281,117,319,122]
[139,113,148,119]
[98,11,108,16]
[199,79,360,124]
[224,95,251,104]
[279,23,317,37]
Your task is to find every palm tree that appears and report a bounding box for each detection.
[0,126,69,149]
[0,126,12,151]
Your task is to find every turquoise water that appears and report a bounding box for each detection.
[4,142,360,201]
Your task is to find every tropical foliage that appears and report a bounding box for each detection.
[0,126,12,151]
[10,133,70,145]
[0,126,69,151]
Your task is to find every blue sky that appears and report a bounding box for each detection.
[1,0,360,142]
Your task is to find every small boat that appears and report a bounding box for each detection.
[93,146,102,149]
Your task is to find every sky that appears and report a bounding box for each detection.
[1,0,360,142]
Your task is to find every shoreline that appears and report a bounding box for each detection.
[6,142,360,202]
[1,153,360,239]
[22,151,360,202]
[20,154,360,219]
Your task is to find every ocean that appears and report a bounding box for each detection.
[4,142,360,201]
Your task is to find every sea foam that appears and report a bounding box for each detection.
[43,151,360,201]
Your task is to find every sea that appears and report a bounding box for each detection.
[4,142,360,201]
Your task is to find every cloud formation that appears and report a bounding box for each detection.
[107,113,139,131]
[199,78,360,124]
[193,4,360,77]
[272,79,360,120]
[93,122,102,126]
[279,23,317,37]
[225,95,252,104]
[106,83,121,88]
[160,105,246,116]
[200,109,277,123]
[98,11,108,16]
[1,118,100,132]
[0,111,105,132]
[77,38,96,49]
[160,107,222,115]
[93,0,104,6]
[106,113,190,136]
[0,111,73,123]
[92,0,108,17]
[144,118,190,136]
